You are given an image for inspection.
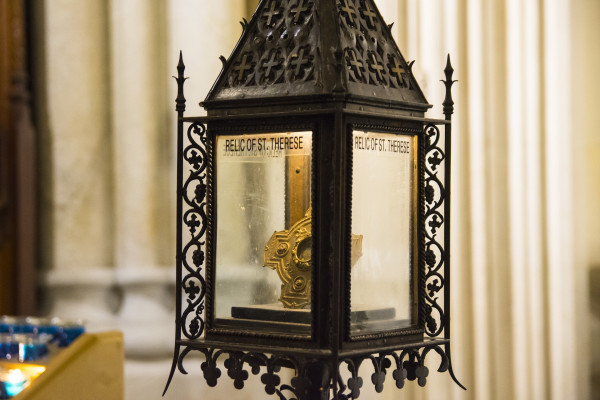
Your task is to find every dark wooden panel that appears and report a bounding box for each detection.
[0,0,36,316]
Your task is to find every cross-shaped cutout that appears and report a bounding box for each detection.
[290,0,310,24]
[427,279,442,297]
[185,281,201,299]
[428,215,442,234]
[428,151,443,168]
[263,1,280,27]
[368,52,385,81]
[233,53,252,82]
[188,214,201,234]
[263,51,280,79]
[390,57,407,87]
[362,2,377,27]
[188,150,203,170]
[291,47,311,78]
[348,50,364,79]
[340,0,358,25]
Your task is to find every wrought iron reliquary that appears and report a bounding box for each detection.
[166,0,463,398]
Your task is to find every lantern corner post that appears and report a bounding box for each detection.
[165,50,188,396]
[440,54,465,390]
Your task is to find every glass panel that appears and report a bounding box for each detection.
[350,131,416,334]
[214,132,312,335]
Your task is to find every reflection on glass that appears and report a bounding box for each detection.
[351,131,416,334]
[215,132,312,334]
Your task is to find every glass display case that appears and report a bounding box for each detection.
[213,132,313,335]
[350,131,417,334]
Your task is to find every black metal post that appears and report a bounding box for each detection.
[306,362,331,400]
[164,51,188,395]
[441,55,465,390]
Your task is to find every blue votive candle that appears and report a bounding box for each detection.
[52,319,85,347]
[17,335,50,362]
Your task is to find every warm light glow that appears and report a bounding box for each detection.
[4,368,26,384]
[14,364,46,380]
[1,369,28,397]
[0,363,46,397]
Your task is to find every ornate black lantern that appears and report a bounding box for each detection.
[166,0,463,398]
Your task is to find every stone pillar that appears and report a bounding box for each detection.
[33,0,116,331]
[109,0,173,357]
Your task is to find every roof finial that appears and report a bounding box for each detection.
[442,54,457,119]
[174,51,188,114]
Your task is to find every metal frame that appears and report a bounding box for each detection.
[205,118,318,342]
[343,117,423,345]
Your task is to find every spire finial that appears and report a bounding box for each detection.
[442,54,457,119]
[174,51,188,114]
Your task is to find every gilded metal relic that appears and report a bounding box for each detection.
[264,208,363,309]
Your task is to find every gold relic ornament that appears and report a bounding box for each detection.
[264,208,363,309]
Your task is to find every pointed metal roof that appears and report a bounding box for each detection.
[204,0,429,110]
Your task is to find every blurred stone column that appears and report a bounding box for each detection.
[33,0,116,332]
[109,0,173,357]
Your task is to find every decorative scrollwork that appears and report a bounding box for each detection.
[181,122,208,340]
[423,124,446,338]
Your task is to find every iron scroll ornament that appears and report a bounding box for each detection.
[165,53,465,398]
[180,122,208,340]
[423,123,446,338]
[171,53,208,343]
